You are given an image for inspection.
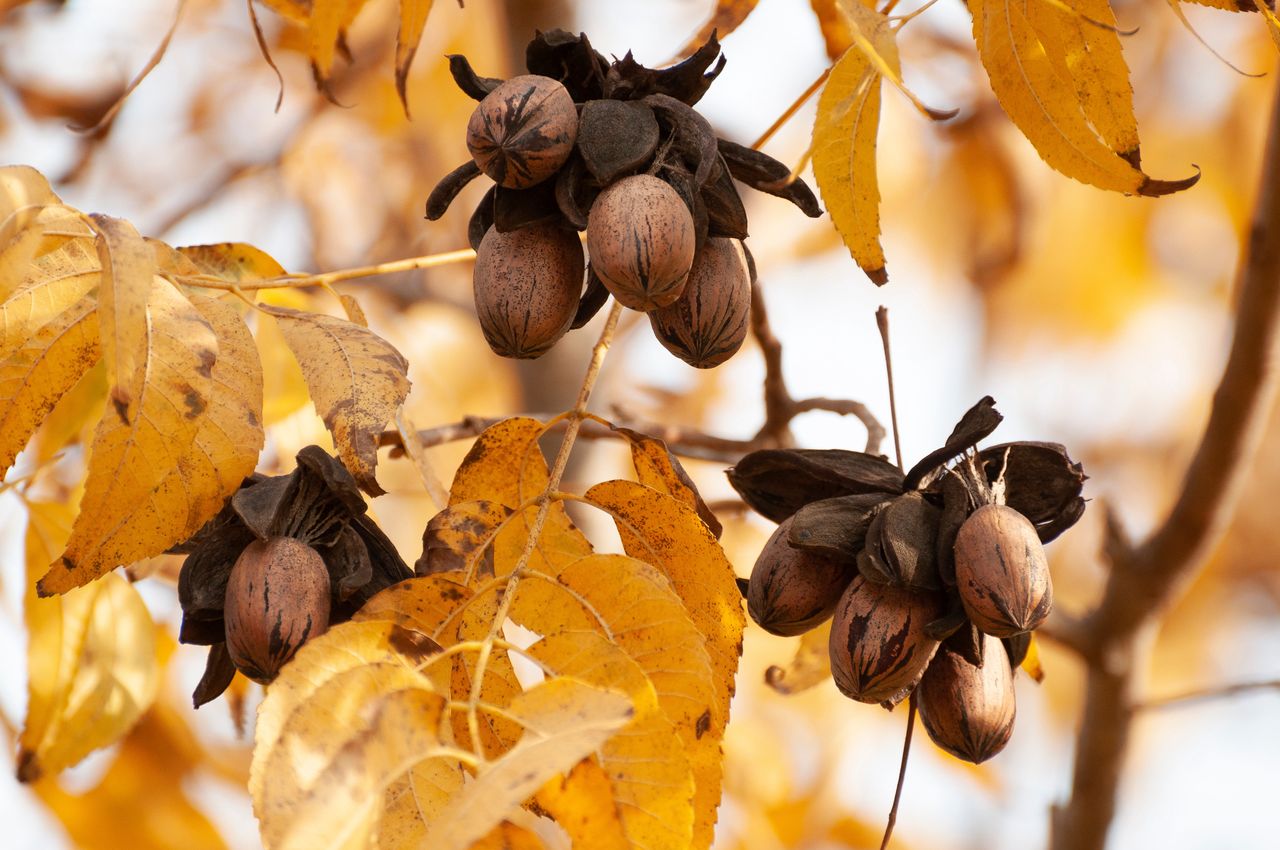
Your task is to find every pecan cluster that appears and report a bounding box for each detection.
[427,30,821,367]
[174,447,412,706]
[732,397,1086,763]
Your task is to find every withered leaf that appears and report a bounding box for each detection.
[727,447,904,522]
[577,99,660,183]
[416,500,514,579]
[904,396,1004,490]
[262,304,411,496]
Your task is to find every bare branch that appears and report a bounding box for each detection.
[1053,81,1280,850]
[1137,680,1280,711]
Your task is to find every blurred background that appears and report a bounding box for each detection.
[0,0,1277,847]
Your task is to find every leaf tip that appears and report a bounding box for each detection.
[15,749,40,784]
[866,266,889,286]
[1137,165,1202,198]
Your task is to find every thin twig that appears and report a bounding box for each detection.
[1136,680,1280,711]
[876,307,904,470]
[752,66,832,151]
[880,694,918,850]
[378,284,886,463]
[465,301,624,756]
[1052,79,1280,850]
[181,248,476,292]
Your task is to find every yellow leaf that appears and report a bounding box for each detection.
[309,0,370,84]
[513,549,725,850]
[838,0,956,121]
[417,499,514,581]
[809,0,855,58]
[395,0,436,112]
[1026,0,1139,160]
[970,0,1198,195]
[530,631,696,850]
[263,303,410,496]
[619,426,723,537]
[677,0,760,58]
[1021,632,1046,682]
[180,295,264,536]
[0,236,100,364]
[177,241,286,281]
[812,44,885,283]
[337,291,368,327]
[91,215,154,419]
[40,279,218,595]
[764,620,833,695]
[447,417,594,579]
[33,707,227,850]
[0,295,99,476]
[250,618,444,807]
[18,501,158,781]
[418,678,633,850]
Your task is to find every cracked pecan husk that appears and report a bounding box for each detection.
[175,446,412,706]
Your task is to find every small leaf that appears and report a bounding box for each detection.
[447,417,593,578]
[0,296,100,478]
[41,279,219,595]
[0,237,100,364]
[395,0,436,113]
[264,304,410,496]
[617,425,722,537]
[418,678,633,850]
[812,37,885,283]
[765,620,834,695]
[177,242,286,281]
[970,0,1199,195]
[18,502,159,782]
[91,214,155,420]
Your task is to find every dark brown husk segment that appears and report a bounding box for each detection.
[732,396,1087,762]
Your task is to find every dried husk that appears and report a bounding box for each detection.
[577,99,660,182]
[876,492,943,590]
[828,576,944,705]
[727,448,904,522]
[648,237,750,368]
[979,441,1087,542]
[748,517,857,636]
[467,75,578,189]
[587,174,695,310]
[917,634,1016,764]
[787,493,886,561]
[223,537,331,684]
[954,504,1053,637]
[473,223,583,358]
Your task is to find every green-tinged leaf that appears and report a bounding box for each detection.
[18,502,158,782]
[263,304,410,497]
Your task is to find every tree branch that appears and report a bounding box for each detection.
[1052,81,1280,850]
[379,285,885,464]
